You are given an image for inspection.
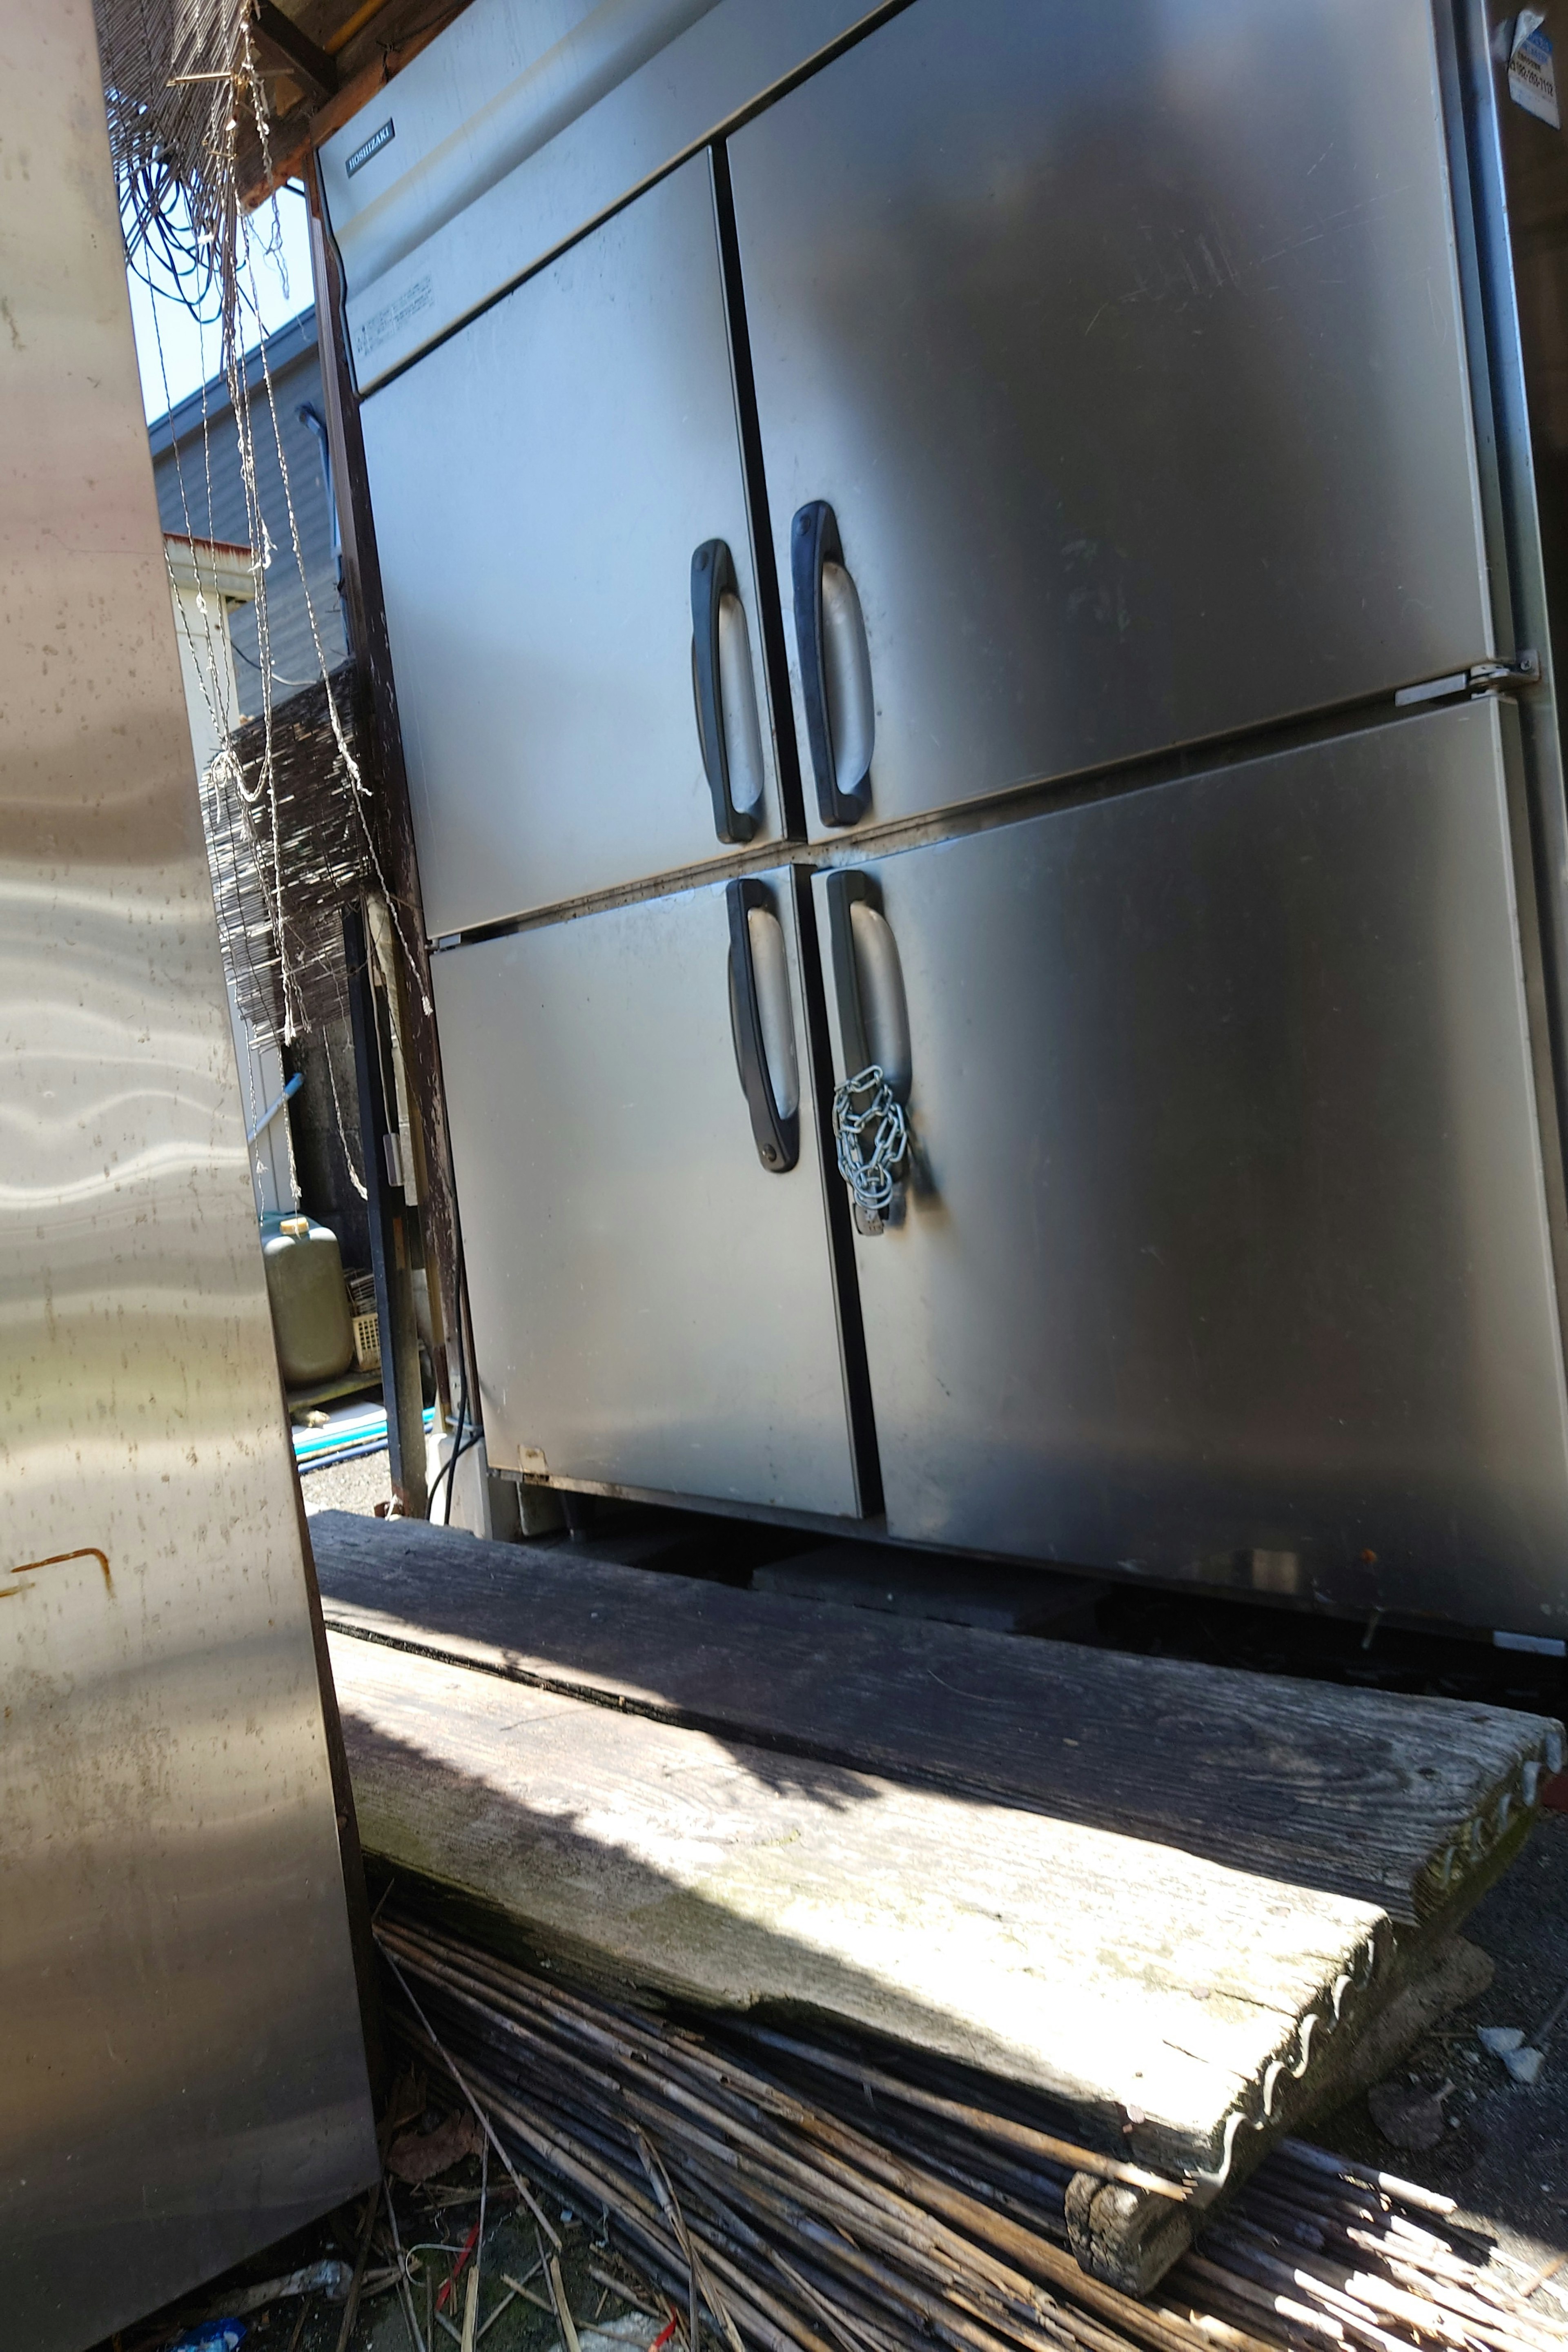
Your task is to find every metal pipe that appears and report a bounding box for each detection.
[245,1067,303,1145]
[325,0,397,54]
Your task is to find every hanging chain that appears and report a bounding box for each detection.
[832,1065,909,1233]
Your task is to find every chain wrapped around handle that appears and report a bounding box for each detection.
[832,1063,909,1234]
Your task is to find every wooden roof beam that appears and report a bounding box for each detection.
[252,1,339,98]
[234,0,469,212]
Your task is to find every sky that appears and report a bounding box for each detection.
[127,185,317,425]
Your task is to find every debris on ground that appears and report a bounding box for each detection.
[366,1902,1568,2352]
[1367,2080,1453,2152]
[94,1833,1568,2352]
[202,2261,352,2319]
[1474,1971,1568,2089]
[387,2111,486,2185]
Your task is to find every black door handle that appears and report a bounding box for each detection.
[791,500,873,829]
[827,869,874,1078]
[692,539,761,844]
[826,870,910,1099]
[727,878,799,1173]
[826,870,911,1234]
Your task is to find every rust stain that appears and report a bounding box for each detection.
[7,1546,113,1595]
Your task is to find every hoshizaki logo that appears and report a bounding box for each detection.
[345,118,395,176]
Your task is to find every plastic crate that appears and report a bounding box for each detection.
[345,1269,378,1316]
[352,1309,381,1372]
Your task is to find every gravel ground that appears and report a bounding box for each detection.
[1315,1806,1568,2269]
[299,1446,396,1518]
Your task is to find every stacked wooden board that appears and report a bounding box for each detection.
[310,1511,1563,2290]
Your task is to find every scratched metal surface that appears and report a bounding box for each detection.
[731,0,1496,837]
[0,8,376,2343]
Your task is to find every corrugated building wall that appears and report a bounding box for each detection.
[149,310,348,712]
[149,309,368,1266]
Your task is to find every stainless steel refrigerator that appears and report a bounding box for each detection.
[323,0,1568,1638]
[2,7,377,2341]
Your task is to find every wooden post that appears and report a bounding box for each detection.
[344,896,428,1515]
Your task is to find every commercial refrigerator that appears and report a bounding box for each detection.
[1,7,377,2341]
[323,0,1568,1637]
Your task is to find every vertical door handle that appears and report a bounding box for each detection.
[826,871,910,1233]
[727,878,800,1172]
[826,871,911,1099]
[791,501,873,828]
[692,539,764,844]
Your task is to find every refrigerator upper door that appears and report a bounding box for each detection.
[433,868,860,1515]
[319,0,891,388]
[731,0,1496,836]
[813,700,1568,1632]
[361,151,777,935]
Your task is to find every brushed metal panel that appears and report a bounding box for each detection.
[325,0,716,297]
[0,8,375,2342]
[733,0,1496,835]
[321,0,888,386]
[364,154,777,933]
[432,872,860,1514]
[814,702,1568,1630]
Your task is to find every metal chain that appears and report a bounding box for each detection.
[832,1065,909,1229]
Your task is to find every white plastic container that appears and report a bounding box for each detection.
[263,1216,355,1388]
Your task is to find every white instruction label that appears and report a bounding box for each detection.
[357,272,434,356]
[1511,11,1561,129]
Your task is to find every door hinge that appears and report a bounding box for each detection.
[1470,648,1542,689]
[1396,649,1540,707]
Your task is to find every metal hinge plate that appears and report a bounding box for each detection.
[1395,649,1541,707]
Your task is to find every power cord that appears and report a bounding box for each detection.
[426,1285,481,1524]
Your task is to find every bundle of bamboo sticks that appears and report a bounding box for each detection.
[374,1910,1567,2352]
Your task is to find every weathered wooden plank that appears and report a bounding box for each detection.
[311,1512,1562,1923]
[329,1626,1394,2192]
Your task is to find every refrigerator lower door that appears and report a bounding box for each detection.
[434,869,861,1515]
[814,700,1568,1631]
[730,0,1495,837]
[361,151,777,935]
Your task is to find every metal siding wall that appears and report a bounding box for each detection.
[152,334,348,714]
